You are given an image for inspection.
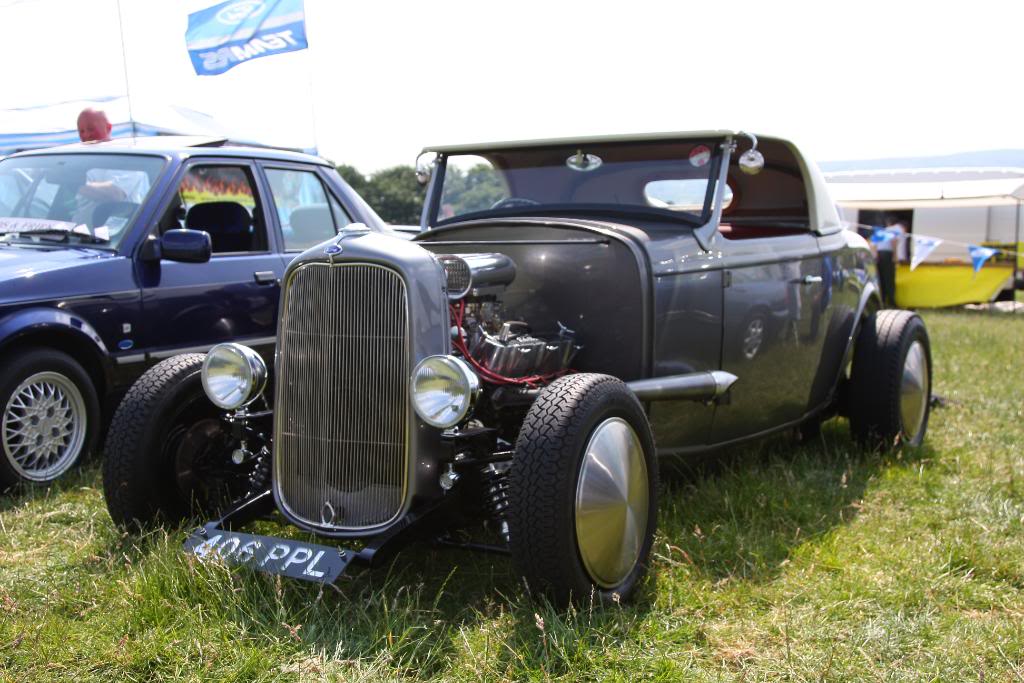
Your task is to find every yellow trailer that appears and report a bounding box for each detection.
[828,169,1023,308]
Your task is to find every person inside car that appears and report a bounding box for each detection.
[77,107,113,144]
[72,108,150,230]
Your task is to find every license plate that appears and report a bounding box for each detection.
[183,528,351,584]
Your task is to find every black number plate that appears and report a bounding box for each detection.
[183,529,351,584]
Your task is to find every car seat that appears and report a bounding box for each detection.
[185,201,253,253]
[287,204,335,250]
[91,200,139,239]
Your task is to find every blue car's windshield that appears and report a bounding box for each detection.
[0,153,164,249]
[430,139,725,227]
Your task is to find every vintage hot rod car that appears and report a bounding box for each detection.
[102,132,932,603]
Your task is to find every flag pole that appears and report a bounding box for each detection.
[1015,200,1021,298]
[306,48,318,154]
[304,8,318,156]
[115,0,135,137]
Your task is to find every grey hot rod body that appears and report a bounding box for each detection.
[103,131,927,603]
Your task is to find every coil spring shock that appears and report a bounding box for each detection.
[481,461,512,543]
[247,446,272,492]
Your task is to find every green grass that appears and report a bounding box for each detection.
[2,310,1023,681]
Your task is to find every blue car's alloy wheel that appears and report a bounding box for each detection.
[0,349,99,488]
[4,371,87,481]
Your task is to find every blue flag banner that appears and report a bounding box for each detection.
[186,0,307,76]
[871,227,899,244]
[967,245,999,274]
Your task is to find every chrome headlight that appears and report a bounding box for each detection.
[410,355,480,428]
[202,343,268,410]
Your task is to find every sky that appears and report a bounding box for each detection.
[1,0,1022,172]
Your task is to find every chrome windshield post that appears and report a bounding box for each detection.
[693,136,735,251]
[420,153,446,232]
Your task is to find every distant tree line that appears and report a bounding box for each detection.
[335,162,508,226]
[335,164,424,226]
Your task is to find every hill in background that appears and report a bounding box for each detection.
[821,149,1024,173]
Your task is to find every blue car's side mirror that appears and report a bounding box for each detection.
[160,229,211,263]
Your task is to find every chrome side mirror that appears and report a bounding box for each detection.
[415,152,436,186]
[737,131,765,175]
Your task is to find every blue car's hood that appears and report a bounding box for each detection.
[0,244,115,281]
[0,244,135,305]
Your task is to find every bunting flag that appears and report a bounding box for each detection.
[910,235,942,271]
[186,0,308,76]
[967,245,999,274]
[870,227,895,244]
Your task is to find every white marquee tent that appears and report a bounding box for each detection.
[0,96,229,156]
[827,167,1024,266]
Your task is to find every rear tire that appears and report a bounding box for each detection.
[102,354,259,531]
[797,417,822,443]
[848,310,932,448]
[0,349,99,489]
[508,373,658,604]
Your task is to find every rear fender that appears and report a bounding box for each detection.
[842,281,882,373]
[806,280,883,415]
[823,282,882,415]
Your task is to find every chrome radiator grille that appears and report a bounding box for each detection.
[274,262,410,530]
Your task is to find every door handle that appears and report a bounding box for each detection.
[801,275,823,285]
[254,271,278,285]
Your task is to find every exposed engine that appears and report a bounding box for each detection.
[437,253,580,385]
[436,252,576,543]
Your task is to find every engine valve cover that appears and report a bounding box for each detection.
[471,322,578,377]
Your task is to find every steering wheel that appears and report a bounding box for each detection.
[490,197,540,210]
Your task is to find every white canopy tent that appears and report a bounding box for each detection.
[0,96,229,156]
[825,167,1023,305]
[827,168,1024,266]
[827,168,1024,209]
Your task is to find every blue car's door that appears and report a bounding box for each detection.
[136,160,285,365]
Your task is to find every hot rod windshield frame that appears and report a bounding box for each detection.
[426,138,726,229]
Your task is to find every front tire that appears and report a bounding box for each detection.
[848,310,932,448]
[508,373,658,604]
[0,349,99,489]
[102,354,260,531]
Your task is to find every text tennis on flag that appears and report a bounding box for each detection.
[186,0,307,76]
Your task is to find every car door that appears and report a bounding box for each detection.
[137,159,285,365]
[711,227,829,441]
[259,163,353,268]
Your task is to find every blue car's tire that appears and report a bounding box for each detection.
[0,349,99,490]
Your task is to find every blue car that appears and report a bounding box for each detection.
[0,136,386,488]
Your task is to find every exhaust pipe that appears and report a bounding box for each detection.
[626,371,738,402]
